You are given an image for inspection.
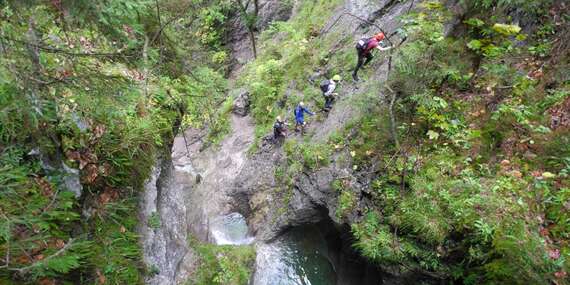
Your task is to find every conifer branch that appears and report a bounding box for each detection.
[6,238,76,274]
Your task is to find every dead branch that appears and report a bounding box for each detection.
[2,36,136,58]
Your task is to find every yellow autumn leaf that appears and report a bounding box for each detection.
[492,23,521,36]
[542,172,556,179]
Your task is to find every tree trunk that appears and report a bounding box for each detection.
[236,0,258,59]
[386,86,400,149]
[249,29,257,59]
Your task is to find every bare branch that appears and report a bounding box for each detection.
[0,36,136,58]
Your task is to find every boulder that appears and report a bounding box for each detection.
[231,88,251,116]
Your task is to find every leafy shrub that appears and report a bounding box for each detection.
[336,189,356,218]
[188,238,256,285]
[284,140,331,171]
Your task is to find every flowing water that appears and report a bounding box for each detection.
[210,212,255,245]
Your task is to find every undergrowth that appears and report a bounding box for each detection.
[346,1,570,284]
[186,237,255,285]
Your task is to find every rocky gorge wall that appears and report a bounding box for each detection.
[138,0,434,284]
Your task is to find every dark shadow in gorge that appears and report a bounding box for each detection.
[312,212,383,285]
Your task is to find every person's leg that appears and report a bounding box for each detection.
[325,96,333,109]
[353,51,365,80]
[363,52,374,66]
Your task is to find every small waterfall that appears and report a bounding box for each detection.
[209,212,255,245]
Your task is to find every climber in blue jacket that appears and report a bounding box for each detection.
[294,102,314,133]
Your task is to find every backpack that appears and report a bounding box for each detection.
[274,121,284,130]
[319,79,331,93]
[355,37,371,51]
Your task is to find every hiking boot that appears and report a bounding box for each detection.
[352,73,360,82]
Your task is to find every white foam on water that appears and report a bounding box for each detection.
[210,212,255,245]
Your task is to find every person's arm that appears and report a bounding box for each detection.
[377,45,392,51]
[305,108,315,116]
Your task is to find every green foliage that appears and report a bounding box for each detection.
[352,211,442,270]
[0,0,228,283]
[349,1,569,283]
[148,212,161,229]
[464,18,523,59]
[0,83,36,145]
[354,148,569,282]
[463,0,553,17]
[196,2,231,50]
[347,111,393,165]
[88,199,144,284]
[187,238,256,285]
[0,148,92,281]
[284,140,331,171]
[243,59,285,127]
[336,188,356,218]
[168,67,230,145]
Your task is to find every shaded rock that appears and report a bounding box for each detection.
[139,159,197,285]
[256,0,295,29]
[71,112,90,131]
[227,0,295,74]
[62,162,82,198]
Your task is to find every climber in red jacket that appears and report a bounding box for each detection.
[352,32,393,81]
